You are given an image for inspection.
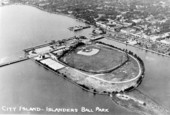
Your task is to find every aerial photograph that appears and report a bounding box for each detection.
[0,0,170,115]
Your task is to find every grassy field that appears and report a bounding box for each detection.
[57,42,142,92]
[61,43,128,73]
[95,56,139,82]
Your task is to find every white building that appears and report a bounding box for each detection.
[40,58,65,70]
[132,19,142,23]
[149,35,160,42]
[160,39,170,45]
[96,21,107,29]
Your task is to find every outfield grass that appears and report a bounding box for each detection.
[95,56,139,82]
[60,43,128,73]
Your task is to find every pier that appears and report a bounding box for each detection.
[68,25,90,32]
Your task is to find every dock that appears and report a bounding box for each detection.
[68,25,91,32]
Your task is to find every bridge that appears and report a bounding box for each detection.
[0,56,29,68]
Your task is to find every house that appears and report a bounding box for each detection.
[132,19,142,24]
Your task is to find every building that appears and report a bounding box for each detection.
[90,35,104,40]
[160,39,170,45]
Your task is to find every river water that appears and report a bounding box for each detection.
[0,5,170,115]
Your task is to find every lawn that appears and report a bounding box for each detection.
[60,43,128,73]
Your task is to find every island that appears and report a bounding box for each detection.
[24,36,144,94]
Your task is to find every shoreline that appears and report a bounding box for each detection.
[18,3,170,58]
[33,59,109,96]
[34,58,143,94]
[2,4,169,58]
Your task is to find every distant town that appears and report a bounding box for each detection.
[1,0,170,57]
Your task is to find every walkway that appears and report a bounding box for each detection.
[0,56,28,68]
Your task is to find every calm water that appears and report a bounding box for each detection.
[0,5,92,59]
[0,5,170,115]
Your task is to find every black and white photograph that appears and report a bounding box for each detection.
[0,0,170,115]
